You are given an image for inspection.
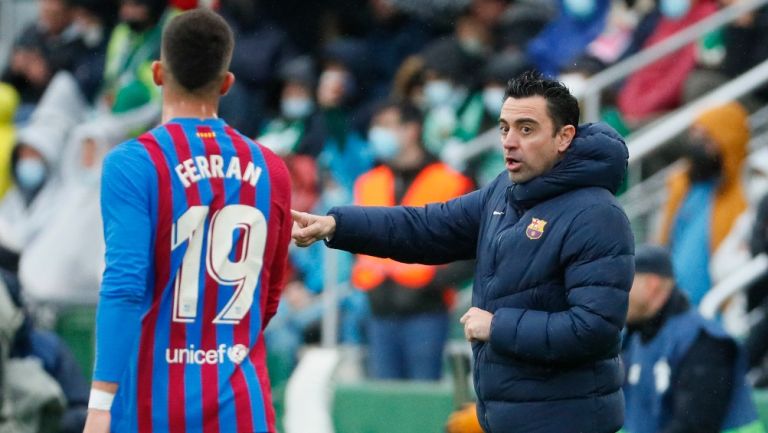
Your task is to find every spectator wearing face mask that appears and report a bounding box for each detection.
[0,120,67,273]
[705,148,768,336]
[658,102,750,306]
[66,0,119,104]
[419,38,483,157]
[217,0,296,137]
[526,0,612,77]
[617,0,719,125]
[356,101,474,380]
[462,52,530,186]
[312,40,377,196]
[258,56,321,157]
[100,0,172,114]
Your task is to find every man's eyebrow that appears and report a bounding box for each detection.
[513,118,539,126]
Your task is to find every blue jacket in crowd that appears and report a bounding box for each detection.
[327,123,634,433]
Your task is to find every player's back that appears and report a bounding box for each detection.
[105,117,291,433]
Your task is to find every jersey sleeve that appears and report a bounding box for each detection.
[260,145,292,328]
[93,142,155,382]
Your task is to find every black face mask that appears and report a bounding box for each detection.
[685,140,722,183]
[125,19,151,33]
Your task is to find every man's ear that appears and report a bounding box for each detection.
[152,60,163,86]
[557,124,576,153]
[220,72,235,96]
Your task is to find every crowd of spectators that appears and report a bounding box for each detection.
[3,0,768,431]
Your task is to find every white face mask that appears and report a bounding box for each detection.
[459,37,487,56]
[15,158,46,191]
[76,22,104,48]
[563,0,596,18]
[482,87,505,117]
[368,126,401,162]
[281,97,314,119]
[747,175,768,207]
[424,80,454,109]
[660,0,691,19]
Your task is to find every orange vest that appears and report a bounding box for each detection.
[351,162,473,291]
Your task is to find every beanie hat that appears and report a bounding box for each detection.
[634,245,674,278]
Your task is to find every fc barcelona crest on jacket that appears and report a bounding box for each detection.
[526,218,547,240]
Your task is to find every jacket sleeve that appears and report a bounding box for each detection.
[489,204,634,364]
[326,187,485,265]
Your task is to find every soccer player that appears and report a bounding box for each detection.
[83,9,292,433]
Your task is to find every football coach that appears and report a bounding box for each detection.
[292,71,634,433]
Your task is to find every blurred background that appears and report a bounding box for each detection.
[3,0,768,432]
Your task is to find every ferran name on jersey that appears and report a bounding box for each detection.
[174,155,263,188]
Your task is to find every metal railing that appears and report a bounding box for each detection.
[700,254,768,319]
[621,121,768,226]
[580,0,768,123]
[626,59,768,166]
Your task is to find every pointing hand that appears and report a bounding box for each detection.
[291,210,336,247]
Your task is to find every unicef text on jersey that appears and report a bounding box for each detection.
[165,343,250,365]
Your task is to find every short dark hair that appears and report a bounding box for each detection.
[504,70,580,134]
[161,9,234,94]
[372,100,424,126]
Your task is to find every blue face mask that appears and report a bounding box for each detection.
[281,97,314,120]
[15,158,46,191]
[660,0,691,19]
[482,87,506,117]
[563,0,596,18]
[424,80,454,109]
[368,126,401,162]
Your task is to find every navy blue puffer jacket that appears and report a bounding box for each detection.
[327,123,634,433]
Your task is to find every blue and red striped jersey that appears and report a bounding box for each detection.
[94,117,292,433]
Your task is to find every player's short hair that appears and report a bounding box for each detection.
[504,70,580,135]
[161,8,234,94]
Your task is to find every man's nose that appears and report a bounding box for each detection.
[502,132,519,150]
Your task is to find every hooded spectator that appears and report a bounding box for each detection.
[0,116,68,272]
[658,102,750,305]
